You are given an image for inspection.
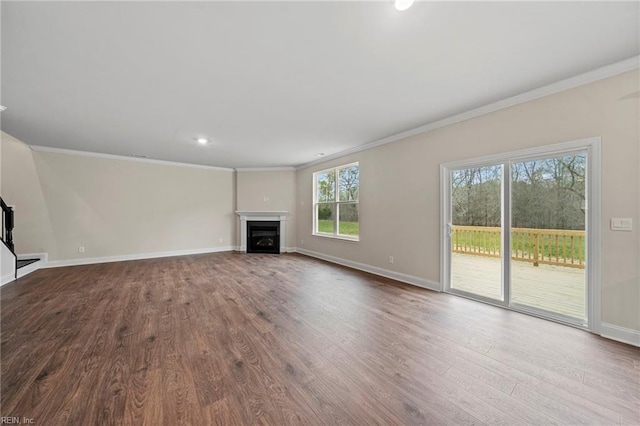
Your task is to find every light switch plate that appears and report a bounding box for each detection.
[611,217,633,231]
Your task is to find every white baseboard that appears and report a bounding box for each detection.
[17,260,44,279]
[16,246,294,271]
[296,248,441,292]
[600,322,640,347]
[1,253,48,286]
[43,246,235,268]
[1,273,15,286]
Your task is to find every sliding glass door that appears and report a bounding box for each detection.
[442,140,598,329]
[510,154,587,322]
[450,165,504,302]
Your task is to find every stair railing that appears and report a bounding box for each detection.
[1,197,15,252]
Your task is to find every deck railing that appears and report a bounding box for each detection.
[452,225,585,269]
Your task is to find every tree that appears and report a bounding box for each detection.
[317,171,335,203]
[452,154,586,230]
[339,166,359,202]
[338,166,359,222]
[452,165,501,227]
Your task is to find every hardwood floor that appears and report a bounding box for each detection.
[1,252,638,425]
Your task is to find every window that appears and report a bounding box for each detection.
[313,162,359,240]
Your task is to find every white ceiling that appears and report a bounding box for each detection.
[2,1,639,169]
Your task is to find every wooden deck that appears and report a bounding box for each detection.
[451,253,586,319]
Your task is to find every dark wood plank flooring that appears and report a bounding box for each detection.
[1,252,639,425]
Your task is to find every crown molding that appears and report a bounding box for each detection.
[29,145,235,172]
[296,55,640,171]
[235,167,296,172]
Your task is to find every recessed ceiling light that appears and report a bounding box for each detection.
[0,106,6,112]
[395,0,414,11]
[196,137,209,145]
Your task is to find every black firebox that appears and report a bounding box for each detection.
[247,221,280,254]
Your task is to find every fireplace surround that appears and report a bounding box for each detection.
[236,211,288,253]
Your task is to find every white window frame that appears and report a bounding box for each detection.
[313,162,360,241]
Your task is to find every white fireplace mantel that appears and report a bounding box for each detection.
[236,211,288,253]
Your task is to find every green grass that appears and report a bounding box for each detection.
[318,220,359,236]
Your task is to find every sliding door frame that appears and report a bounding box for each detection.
[442,160,510,307]
[440,137,601,333]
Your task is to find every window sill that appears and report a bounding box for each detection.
[312,233,360,242]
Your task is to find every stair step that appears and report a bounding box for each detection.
[17,258,40,269]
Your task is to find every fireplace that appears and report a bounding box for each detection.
[247,221,280,254]
[236,211,288,253]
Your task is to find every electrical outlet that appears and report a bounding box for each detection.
[300,239,304,245]
[78,246,85,253]
[219,237,223,243]
[388,256,394,264]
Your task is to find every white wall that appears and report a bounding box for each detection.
[1,133,235,262]
[296,70,640,332]
[1,242,15,285]
[236,170,297,249]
